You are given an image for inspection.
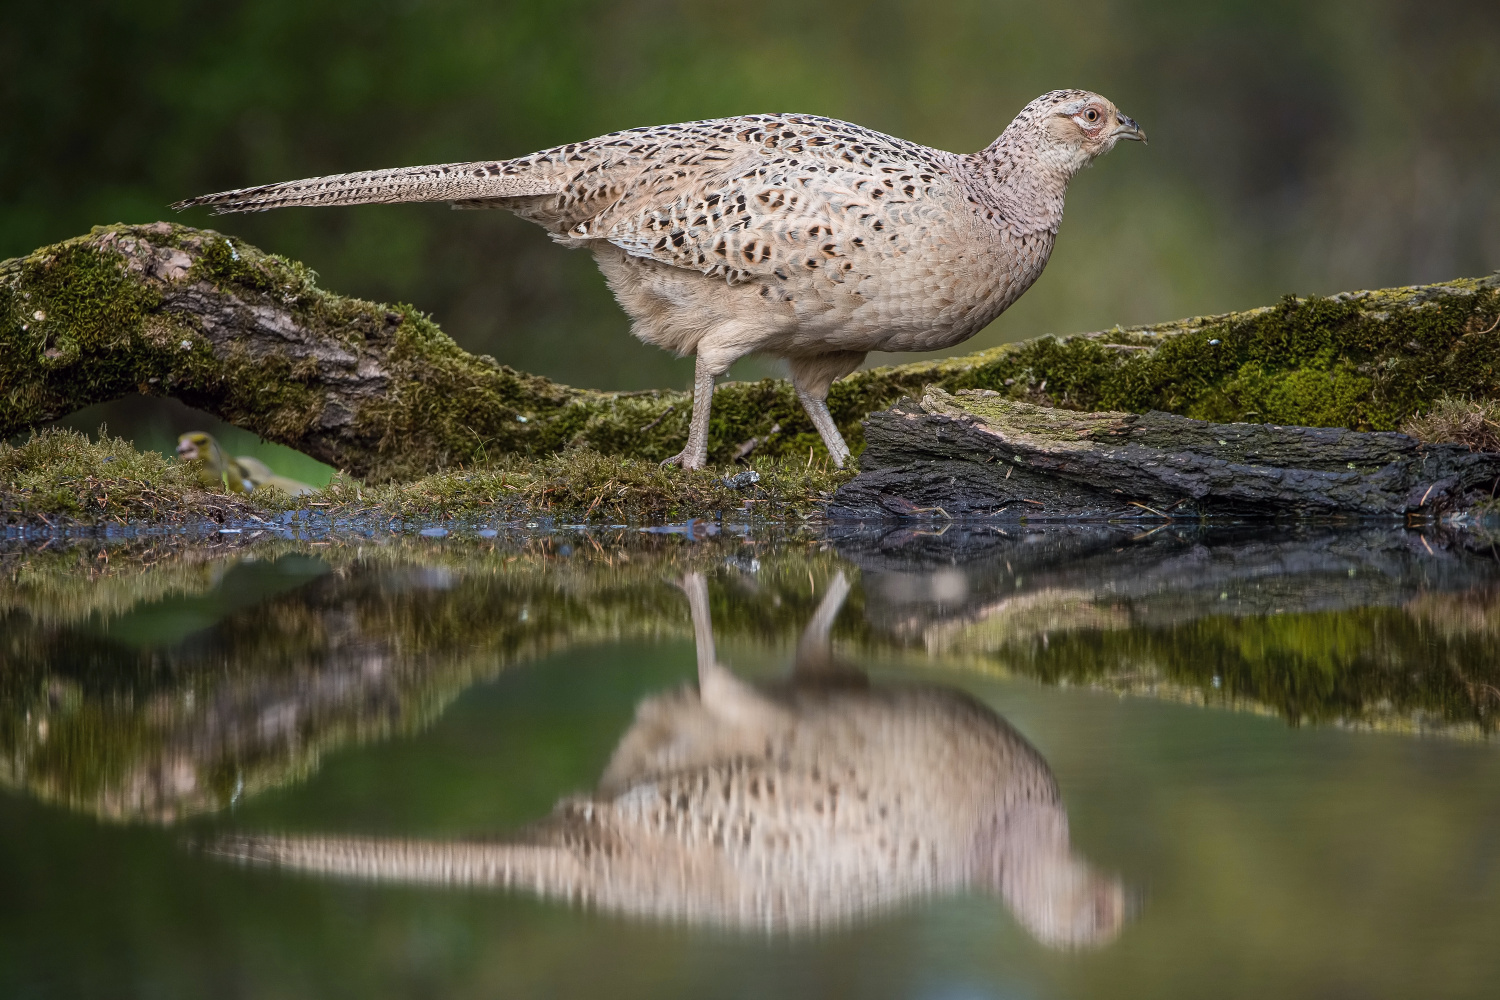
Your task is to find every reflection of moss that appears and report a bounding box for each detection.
[991,600,1500,735]
[4,532,1500,823]
[0,535,266,626]
[922,589,1130,652]
[1404,586,1500,641]
[0,536,858,822]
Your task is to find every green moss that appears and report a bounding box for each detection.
[819,279,1499,437]
[1180,357,1369,427]
[1,426,850,525]
[343,447,849,523]
[0,235,160,432]
[0,427,259,521]
[981,282,1500,431]
[216,347,326,442]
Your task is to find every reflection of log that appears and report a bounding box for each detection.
[836,523,1492,635]
[835,521,1500,735]
[831,387,1500,520]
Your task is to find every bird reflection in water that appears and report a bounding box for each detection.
[211,572,1126,947]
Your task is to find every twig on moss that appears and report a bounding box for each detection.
[638,405,676,433]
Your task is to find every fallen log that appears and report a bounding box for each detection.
[830,387,1500,520]
[3,223,1498,482]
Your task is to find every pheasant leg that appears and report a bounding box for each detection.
[660,357,719,470]
[679,571,782,727]
[793,571,852,675]
[680,571,717,683]
[795,388,852,468]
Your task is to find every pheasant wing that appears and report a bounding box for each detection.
[577,115,962,284]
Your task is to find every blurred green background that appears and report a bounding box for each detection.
[4,0,1499,468]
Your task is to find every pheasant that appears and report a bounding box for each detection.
[175,91,1145,469]
[208,572,1126,946]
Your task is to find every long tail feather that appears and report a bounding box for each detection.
[206,833,587,894]
[172,161,560,214]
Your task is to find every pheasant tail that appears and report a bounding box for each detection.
[207,834,588,894]
[171,161,561,214]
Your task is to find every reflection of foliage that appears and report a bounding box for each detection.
[988,597,1500,736]
[0,535,856,822]
[1405,585,1500,641]
[1,534,240,626]
[3,529,1499,824]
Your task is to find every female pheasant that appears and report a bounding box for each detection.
[175,91,1145,469]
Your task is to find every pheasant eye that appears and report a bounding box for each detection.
[1084,108,1100,123]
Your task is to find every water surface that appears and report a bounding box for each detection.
[2,523,1497,999]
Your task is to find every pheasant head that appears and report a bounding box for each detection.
[971,89,1146,234]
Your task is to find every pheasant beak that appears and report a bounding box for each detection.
[1112,113,1147,145]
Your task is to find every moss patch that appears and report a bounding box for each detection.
[2,426,850,526]
[1402,395,1500,452]
[332,446,851,523]
[0,428,261,522]
[900,283,1500,432]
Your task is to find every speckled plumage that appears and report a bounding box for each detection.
[175,91,1144,468]
[211,574,1125,946]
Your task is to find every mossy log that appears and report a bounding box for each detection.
[832,387,1500,520]
[3,222,1498,482]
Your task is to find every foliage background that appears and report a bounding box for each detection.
[5,0,1499,391]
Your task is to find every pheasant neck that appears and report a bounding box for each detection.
[964,132,1085,237]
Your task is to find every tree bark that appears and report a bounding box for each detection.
[831,387,1500,520]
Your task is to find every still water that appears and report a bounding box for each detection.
[2,523,1498,998]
